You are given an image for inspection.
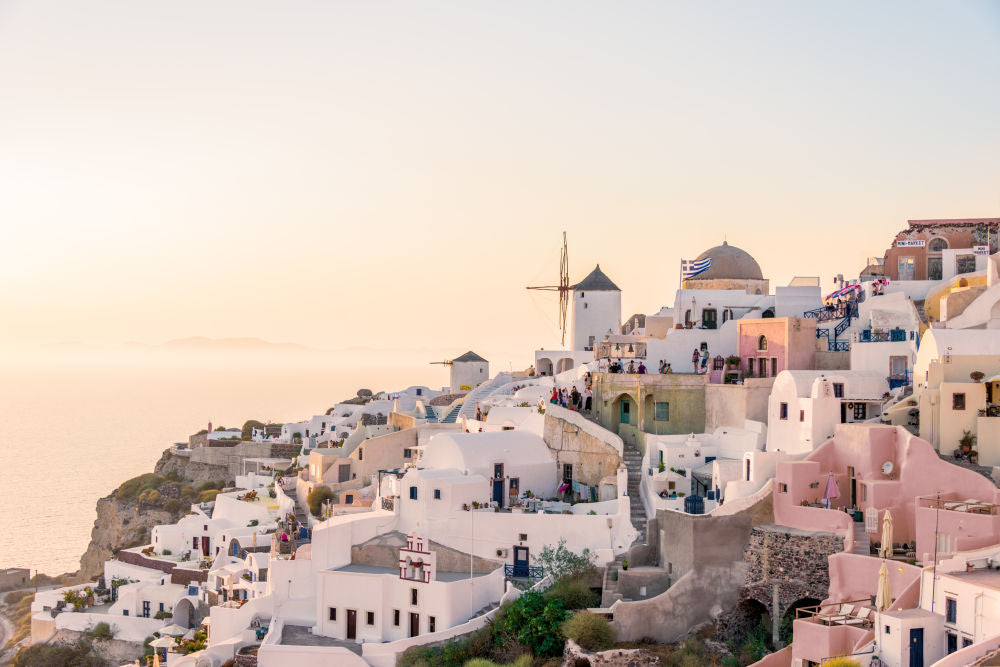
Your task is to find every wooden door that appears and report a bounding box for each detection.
[346,609,357,639]
[409,612,419,638]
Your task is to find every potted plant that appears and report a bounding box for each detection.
[621,558,629,571]
[658,461,665,473]
[971,371,985,383]
[959,430,977,456]
[462,503,469,511]
[726,355,740,369]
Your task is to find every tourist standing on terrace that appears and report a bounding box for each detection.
[691,348,700,372]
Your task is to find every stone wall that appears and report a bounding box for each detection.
[0,568,30,592]
[543,411,622,487]
[390,412,416,430]
[116,550,175,575]
[154,450,233,487]
[562,639,661,666]
[170,568,208,585]
[740,524,843,617]
[49,630,146,665]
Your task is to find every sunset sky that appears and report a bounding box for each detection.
[1,1,998,367]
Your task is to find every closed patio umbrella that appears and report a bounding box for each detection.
[822,472,840,508]
[149,636,176,648]
[875,561,891,611]
[878,509,894,559]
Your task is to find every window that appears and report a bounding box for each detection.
[854,403,867,420]
[947,632,958,654]
[403,448,412,458]
[519,533,527,541]
[584,303,588,309]
[159,602,164,612]
[409,486,418,500]
[946,597,957,623]
[799,410,805,422]
[411,589,418,605]
[778,483,788,493]
[563,464,573,483]
[367,611,375,626]
[964,638,974,648]
[890,356,907,378]
[433,489,441,500]
[757,335,768,351]
[771,358,777,377]
[329,607,337,621]
[884,625,890,634]
[668,481,676,490]
[780,403,788,420]
[745,358,754,376]
[344,494,353,504]
[928,238,949,252]
[502,425,515,431]
[953,393,966,410]
[358,447,363,461]
[654,402,669,421]
[393,609,400,626]
[833,383,844,398]
[429,616,436,632]
[957,254,976,274]
[416,388,422,396]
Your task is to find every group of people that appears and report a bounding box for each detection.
[549,385,593,412]
[691,347,710,373]
[606,359,647,374]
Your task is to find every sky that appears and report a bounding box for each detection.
[1,1,998,368]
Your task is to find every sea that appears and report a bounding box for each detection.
[0,346,449,575]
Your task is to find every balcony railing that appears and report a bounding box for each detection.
[858,328,909,343]
[381,497,395,512]
[828,341,850,352]
[504,564,544,579]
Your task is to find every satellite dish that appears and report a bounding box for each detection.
[881,461,894,475]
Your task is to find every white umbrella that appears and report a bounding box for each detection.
[875,561,891,611]
[879,509,894,559]
[149,636,176,648]
[160,624,187,636]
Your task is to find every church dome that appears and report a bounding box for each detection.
[691,241,763,280]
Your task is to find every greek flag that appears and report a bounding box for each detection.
[682,257,711,279]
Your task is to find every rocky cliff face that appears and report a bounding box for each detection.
[76,493,180,583]
[75,449,234,582]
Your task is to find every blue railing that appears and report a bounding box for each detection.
[504,564,544,579]
[803,299,859,323]
[833,317,852,340]
[828,341,850,352]
[858,329,909,343]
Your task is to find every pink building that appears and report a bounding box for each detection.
[736,317,817,380]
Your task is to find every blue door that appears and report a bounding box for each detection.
[142,601,150,618]
[492,480,503,504]
[909,628,923,667]
[620,400,630,425]
[513,546,529,577]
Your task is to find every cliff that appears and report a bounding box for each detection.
[75,449,234,583]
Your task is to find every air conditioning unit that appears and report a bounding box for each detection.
[496,548,508,558]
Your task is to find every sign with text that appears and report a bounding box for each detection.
[974,245,990,256]
[896,239,925,248]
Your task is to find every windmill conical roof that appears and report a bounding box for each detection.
[572,265,621,291]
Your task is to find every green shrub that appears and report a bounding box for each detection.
[163,499,181,514]
[196,481,223,492]
[494,590,568,657]
[137,489,162,505]
[544,577,599,610]
[198,489,220,503]
[117,473,166,499]
[4,590,33,605]
[307,486,336,517]
[87,621,116,640]
[153,610,172,620]
[13,642,103,666]
[562,611,614,651]
[164,471,182,482]
[533,539,596,579]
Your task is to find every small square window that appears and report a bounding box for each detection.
[668,481,676,490]
[654,402,669,421]
[329,607,337,621]
[953,393,966,410]
[778,483,788,493]
[833,383,844,398]
[403,448,412,458]
[519,533,527,541]
[411,588,418,605]
[433,489,441,500]
[367,611,375,626]
[409,486,418,500]
[393,609,400,626]
[779,403,788,420]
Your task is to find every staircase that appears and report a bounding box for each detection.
[601,552,629,606]
[852,522,871,556]
[457,372,512,421]
[622,442,646,542]
[423,405,438,423]
[439,404,463,424]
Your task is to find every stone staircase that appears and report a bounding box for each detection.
[852,522,871,556]
[623,442,646,542]
[601,552,629,606]
[439,403,463,424]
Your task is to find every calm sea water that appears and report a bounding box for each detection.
[0,350,447,575]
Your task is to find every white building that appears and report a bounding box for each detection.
[766,370,889,455]
[314,532,505,643]
[570,265,622,352]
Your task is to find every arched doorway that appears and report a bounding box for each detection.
[725,598,772,647]
[174,598,195,628]
[537,358,554,376]
[555,357,574,375]
[610,392,638,434]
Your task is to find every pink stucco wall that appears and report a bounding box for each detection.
[824,553,922,609]
[915,499,1000,563]
[791,620,873,665]
[737,318,817,377]
[774,425,1000,547]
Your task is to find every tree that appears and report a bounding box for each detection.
[533,539,596,579]
[495,590,569,657]
[307,486,336,517]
